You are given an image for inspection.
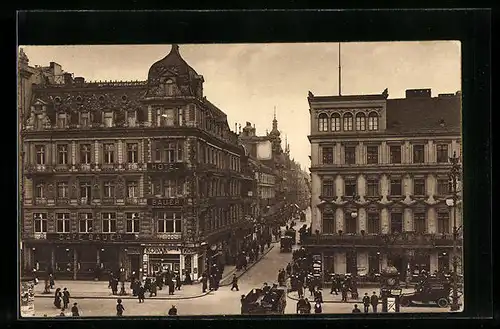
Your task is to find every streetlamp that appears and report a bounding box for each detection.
[349,211,358,276]
[446,151,461,312]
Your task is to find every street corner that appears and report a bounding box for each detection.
[220,245,275,286]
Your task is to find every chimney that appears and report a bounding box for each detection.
[405,89,431,98]
[63,72,73,84]
[74,77,85,84]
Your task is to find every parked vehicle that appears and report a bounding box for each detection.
[400,278,455,308]
[285,229,296,244]
[241,286,287,315]
[280,236,293,253]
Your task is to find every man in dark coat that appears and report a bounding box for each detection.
[116,299,124,316]
[362,293,371,312]
[168,278,175,295]
[341,284,348,302]
[71,303,79,316]
[138,285,145,303]
[149,281,157,297]
[175,274,182,290]
[111,278,118,295]
[62,288,70,310]
[352,304,361,313]
[156,272,163,290]
[231,274,239,291]
[370,291,379,313]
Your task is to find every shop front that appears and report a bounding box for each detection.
[25,233,139,280]
[141,245,200,281]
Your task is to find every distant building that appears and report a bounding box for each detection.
[305,88,462,282]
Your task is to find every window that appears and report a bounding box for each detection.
[80,182,92,200]
[344,179,357,196]
[367,146,378,164]
[102,213,117,233]
[57,113,67,128]
[414,178,425,196]
[390,213,403,233]
[35,145,45,165]
[56,213,70,233]
[34,213,47,233]
[157,212,182,233]
[366,179,379,197]
[355,113,366,131]
[436,144,449,163]
[437,179,449,196]
[104,144,115,164]
[80,144,91,164]
[368,112,379,131]
[166,143,177,163]
[345,213,357,234]
[127,111,137,127]
[34,182,44,198]
[127,181,138,198]
[322,147,334,164]
[127,143,138,163]
[390,145,401,164]
[367,213,380,234]
[103,181,115,198]
[57,182,68,198]
[80,112,90,127]
[57,145,68,165]
[413,212,426,234]
[390,179,402,196]
[79,213,93,233]
[104,112,114,127]
[318,113,328,132]
[437,212,450,234]
[322,209,335,234]
[158,109,175,126]
[331,113,341,131]
[126,213,140,233]
[343,113,353,131]
[165,80,175,96]
[164,179,179,197]
[322,180,335,197]
[413,145,424,163]
[178,108,183,126]
[345,146,356,165]
[155,141,183,162]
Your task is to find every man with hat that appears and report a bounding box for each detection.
[71,302,80,316]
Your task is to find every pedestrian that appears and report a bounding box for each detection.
[49,273,55,289]
[304,298,312,314]
[156,272,163,290]
[111,278,118,295]
[58,311,65,317]
[116,299,125,316]
[231,274,239,291]
[62,288,70,310]
[362,293,370,313]
[297,282,304,299]
[184,272,192,285]
[138,284,145,303]
[168,305,178,316]
[43,278,51,294]
[352,304,361,313]
[201,274,208,293]
[314,300,322,314]
[330,275,338,295]
[168,278,175,295]
[71,303,79,317]
[175,274,182,290]
[53,288,62,309]
[149,281,157,297]
[341,284,348,302]
[370,291,379,313]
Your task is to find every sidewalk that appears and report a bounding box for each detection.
[287,287,415,304]
[34,243,275,300]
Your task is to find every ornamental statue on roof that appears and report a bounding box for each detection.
[146,44,205,98]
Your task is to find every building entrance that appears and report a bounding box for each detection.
[388,254,406,280]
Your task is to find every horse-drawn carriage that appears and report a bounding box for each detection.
[241,286,287,315]
[280,236,293,253]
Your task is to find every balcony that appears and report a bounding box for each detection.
[302,232,460,248]
[156,233,182,240]
[25,164,54,175]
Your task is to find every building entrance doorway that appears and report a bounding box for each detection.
[388,254,406,280]
[129,255,140,276]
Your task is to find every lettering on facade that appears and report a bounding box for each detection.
[147,198,185,207]
[147,163,185,171]
[145,247,181,255]
[46,233,137,242]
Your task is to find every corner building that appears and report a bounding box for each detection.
[305,89,462,282]
[20,45,251,281]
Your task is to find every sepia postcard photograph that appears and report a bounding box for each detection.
[17,41,463,318]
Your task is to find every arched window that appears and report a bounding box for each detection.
[355,113,366,131]
[331,113,341,131]
[343,113,353,131]
[368,112,379,131]
[318,113,328,132]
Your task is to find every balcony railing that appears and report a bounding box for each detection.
[302,232,461,247]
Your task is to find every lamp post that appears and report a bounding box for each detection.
[447,151,461,312]
[350,211,358,276]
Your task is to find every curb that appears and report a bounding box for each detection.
[220,244,275,287]
[286,292,362,304]
[35,290,211,300]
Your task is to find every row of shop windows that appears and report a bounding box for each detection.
[321,176,453,198]
[32,212,182,234]
[322,212,451,234]
[321,143,452,165]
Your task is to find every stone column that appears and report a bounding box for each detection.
[335,251,347,274]
[179,254,185,280]
[357,251,369,276]
[381,253,388,271]
[429,251,438,273]
[192,254,198,281]
[403,208,413,232]
[427,207,437,234]
[381,208,390,234]
[71,141,76,165]
[358,208,367,232]
[335,208,344,232]
[51,247,55,271]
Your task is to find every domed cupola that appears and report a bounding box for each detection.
[146,44,205,98]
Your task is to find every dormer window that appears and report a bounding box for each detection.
[36,114,45,130]
[158,109,175,126]
[343,113,353,131]
[57,113,67,128]
[104,112,114,127]
[368,112,379,131]
[127,110,137,127]
[165,79,175,96]
[80,112,90,127]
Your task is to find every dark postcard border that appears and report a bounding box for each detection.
[12,9,493,328]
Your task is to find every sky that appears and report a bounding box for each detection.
[20,42,461,171]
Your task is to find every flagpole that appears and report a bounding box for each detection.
[338,42,342,96]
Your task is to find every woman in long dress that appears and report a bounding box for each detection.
[53,288,62,309]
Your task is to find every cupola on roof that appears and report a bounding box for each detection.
[147,44,198,82]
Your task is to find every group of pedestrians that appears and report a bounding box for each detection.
[53,287,80,317]
[114,298,178,317]
[329,274,359,302]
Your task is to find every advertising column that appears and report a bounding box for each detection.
[20,281,35,317]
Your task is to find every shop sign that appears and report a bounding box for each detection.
[148,198,185,207]
[46,233,137,242]
[145,246,181,255]
[126,248,141,255]
[147,163,185,171]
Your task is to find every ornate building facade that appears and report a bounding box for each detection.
[305,88,462,282]
[19,45,253,281]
